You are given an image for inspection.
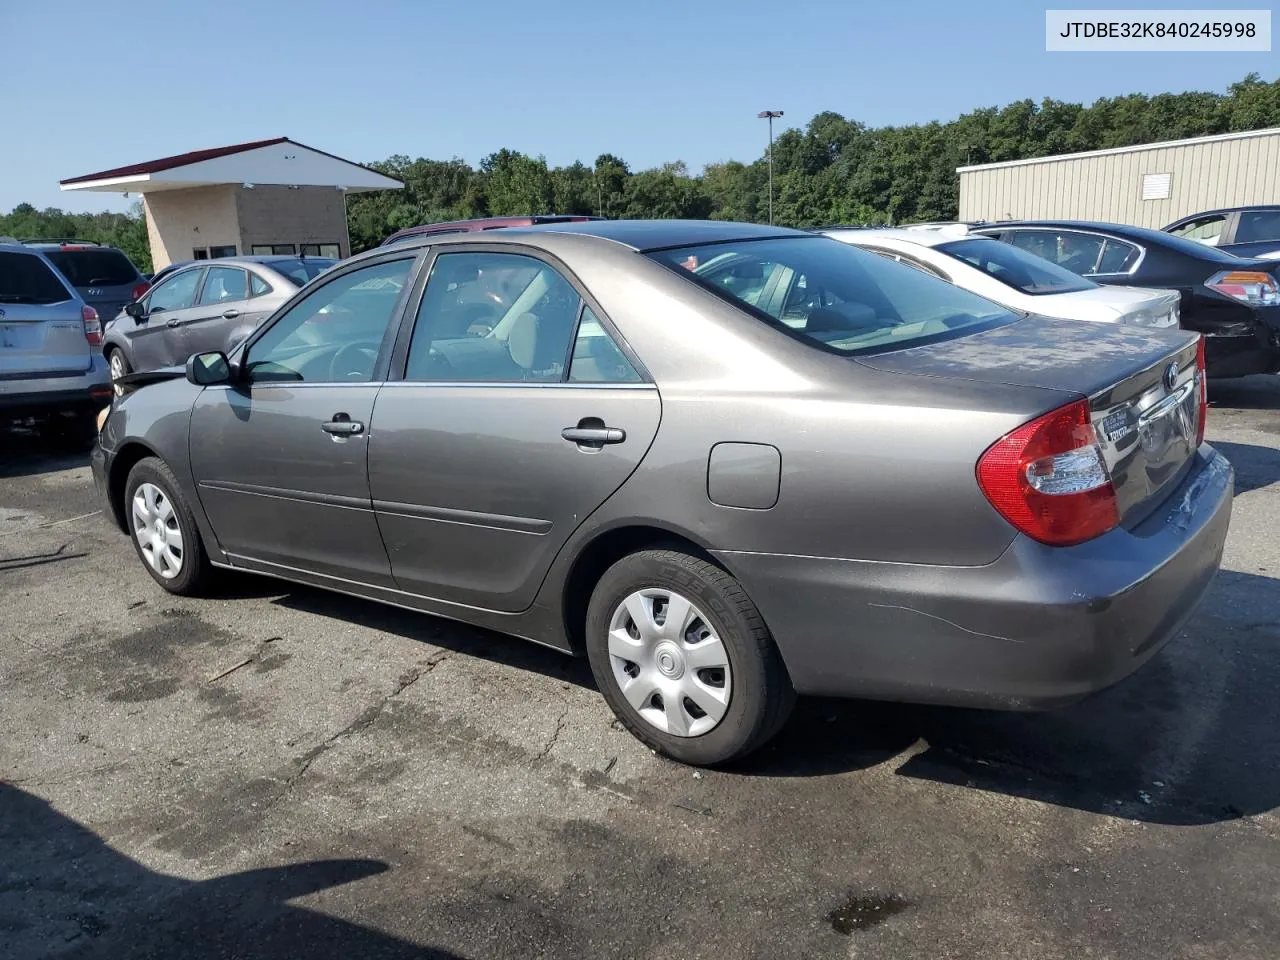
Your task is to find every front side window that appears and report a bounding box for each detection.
[198,266,249,305]
[405,252,584,382]
[648,236,1014,355]
[1235,211,1280,244]
[1168,215,1227,245]
[243,258,413,383]
[147,269,202,312]
[937,237,1094,294]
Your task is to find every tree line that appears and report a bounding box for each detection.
[5,73,1278,270]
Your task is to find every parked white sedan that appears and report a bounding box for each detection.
[824,226,1181,328]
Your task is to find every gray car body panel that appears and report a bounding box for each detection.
[93,221,1234,705]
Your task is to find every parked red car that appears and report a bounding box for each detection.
[380,215,603,248]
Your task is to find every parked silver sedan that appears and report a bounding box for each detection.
[101,256,336,392]
[91,221,1233,766]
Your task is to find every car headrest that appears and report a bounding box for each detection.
[508,312,539,370]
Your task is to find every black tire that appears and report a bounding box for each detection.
[123,457,215,596]
[585,549,795,766]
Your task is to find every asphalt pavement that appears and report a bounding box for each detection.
[2,374,1278,960]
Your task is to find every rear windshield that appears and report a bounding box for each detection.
[1235,210,1280,244]
[43,249,138,286]
[647,236,1015,355]
[270,258,337,286]
[0,251,73,304]
[936,237,1095,295]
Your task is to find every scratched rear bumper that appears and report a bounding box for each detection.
[715,448,1233,709]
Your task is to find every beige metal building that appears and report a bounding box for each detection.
[957,126,1280,228]
[61,138,403,269]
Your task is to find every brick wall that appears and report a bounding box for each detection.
[235,185,350,258]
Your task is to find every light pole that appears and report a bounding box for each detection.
[757,109,783,224]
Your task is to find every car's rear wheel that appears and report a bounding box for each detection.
[124,457,213,595]
[107,348,130,397]
[585,549,794,766]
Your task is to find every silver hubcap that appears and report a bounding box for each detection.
[109,352,125,395]
[131,482,184,579]
[607,589,732,738]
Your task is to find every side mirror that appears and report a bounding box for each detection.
[186,351,233,386]
[125,301,146,320]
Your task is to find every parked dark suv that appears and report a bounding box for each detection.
[22,240,150,328]
[380,215,604,247]
[1163,206,1280,259]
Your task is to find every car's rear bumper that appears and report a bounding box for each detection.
[0,357,112,417]
[717,447,1234,709]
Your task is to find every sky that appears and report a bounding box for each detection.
[1,0,1275,214]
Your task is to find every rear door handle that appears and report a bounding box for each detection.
[222,309,240,319]
[166,318,180,328]
[561,426,625,445]
[322,414,365,436]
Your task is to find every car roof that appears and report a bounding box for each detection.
[1167,204,1280,222]
[824,226,976,249]
[974,220,1186,245]
[384,219,811,256]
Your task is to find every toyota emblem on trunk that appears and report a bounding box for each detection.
[1163,361,1179,392]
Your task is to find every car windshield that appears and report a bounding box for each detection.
[647,236,1016,355]
[271,258,337,286]
[935,237,1095,295]
[43,249,137,286]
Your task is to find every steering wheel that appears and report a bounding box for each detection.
[328,341,381,381]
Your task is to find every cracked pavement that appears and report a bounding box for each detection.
[1,373,1279,959]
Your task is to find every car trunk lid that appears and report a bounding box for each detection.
[855,313,1204,524]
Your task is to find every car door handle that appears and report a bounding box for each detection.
[221,309,240,319]
[561,426,625,445]
[166,318,180,328]
[322,417,365,436]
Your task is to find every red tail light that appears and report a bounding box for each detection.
[81,304,102,346]
[1195,335,1207,448]
[131,280,151,301]
[977,398,1119,547]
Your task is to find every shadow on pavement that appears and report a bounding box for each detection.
[0,783,469,959]
[0,428,92,480]
[738,569,1280,827]
[1214,439,1280,494]
[1207,373,1280,411]
[270,585,596,689]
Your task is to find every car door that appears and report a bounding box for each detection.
[186,265,253,358]
[128,267,204,371]
[368,248,661,612]
[188,253,419,585]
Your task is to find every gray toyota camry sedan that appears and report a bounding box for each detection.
[91,220,1234,766]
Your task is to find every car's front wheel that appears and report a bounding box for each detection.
[124,457,213,595]
[107,348,131,397]
[585,549,795,766]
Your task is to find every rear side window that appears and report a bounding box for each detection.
[250,274,272,297]
[1235,211,1280,244]
[0,252,72,304]
[198,266,249,304]
[43,249,138,286]
[937,238,1094,294]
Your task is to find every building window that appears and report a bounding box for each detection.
[1141,173,1172,201]
[209,244,237,258]
[251,243,297,255]
[300,243,342,259]
[192,248,209,260]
